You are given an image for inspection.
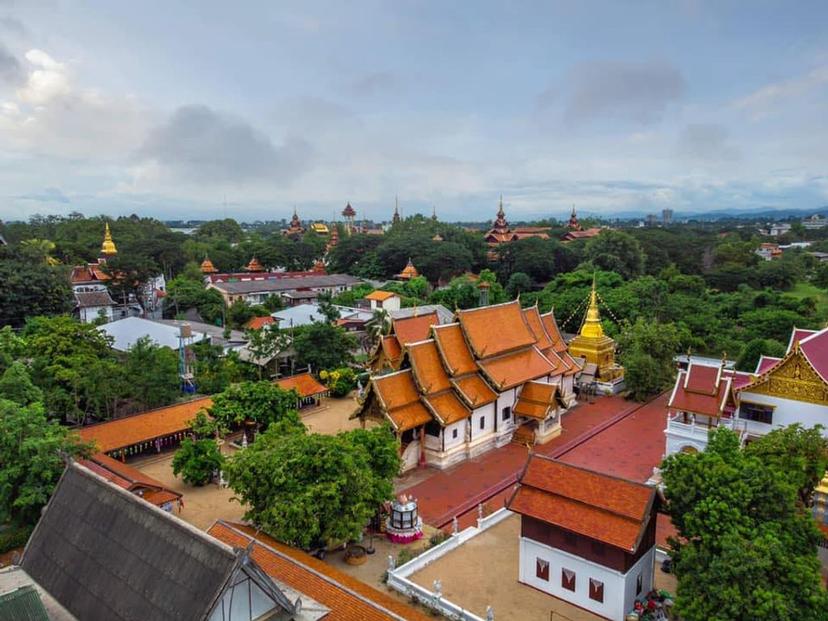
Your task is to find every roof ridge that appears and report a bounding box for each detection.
[522,453,654,492]
[76,395,212,429]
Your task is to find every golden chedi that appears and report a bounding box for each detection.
[568,277,624,383]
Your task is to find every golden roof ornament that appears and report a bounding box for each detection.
[579,274,604,339]
[100,222,117,255]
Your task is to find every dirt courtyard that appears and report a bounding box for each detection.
[300,393,375,435]
[409,513,675,621]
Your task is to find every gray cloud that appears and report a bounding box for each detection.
[17,187,70,203]
[139,105,313,184]
[562,60,685,124]
[349,71,396,96]
[0,42,21,83]
[0,16,27,35]
[677,123,740,161]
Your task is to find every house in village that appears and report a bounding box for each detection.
[12,462,430,621]
[507,455,658,621]
[357,300,581,471]
[664,325,828,456]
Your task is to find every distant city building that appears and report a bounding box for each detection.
[662,208,674,226]
[645,214,659,227]
[764,222,792,236]
[803,214,828,230]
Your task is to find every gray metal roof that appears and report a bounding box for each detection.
[388,304,453,325]
[210,274,362,295]
[21,463,292,621]
[73,290,115,308]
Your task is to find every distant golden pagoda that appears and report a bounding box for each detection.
[568,277,624,383]
[200,256,218,274]
[397,258,419,281]
[100,223,117,256]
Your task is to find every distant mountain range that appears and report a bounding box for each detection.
[574,205,828,223]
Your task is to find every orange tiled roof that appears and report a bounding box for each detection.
[407,340,451,394]
[245,316,275,330]
[386,401,433,432]
[70,263,111,284]
[478,346,556,391]
[392,312,438,346]
[432,323,477,376]
[380,335,403,367]
[507,455,656,552]
[514,381,559,420]
[372,370,432,431]
[457,300,536,359]
[365,290,397,302]
[208,522,432,621]
[77,397,212,453]
[539,310,567,353]
[276,372,328,398]
[522,307,553,351]
[423,391,470,426]
[668,365,733,418]
[451,373,497,407]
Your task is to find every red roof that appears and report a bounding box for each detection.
[667,363,734,418]
[755,355,781,375]
[507,455,656,552]
[245,316,275,330]
[513,381,559,419]
[477,346,556,390]
[77,397,212,453]
[457,301,536,358]
[392,312,438,346]
[276,372,328,398]
[522,307,553,351]
[799,327,828,383]
[372,369,432,431]
[788,327,818,352]
[379,335,403,367]
[80,453,181,507]
[208,522,432,621]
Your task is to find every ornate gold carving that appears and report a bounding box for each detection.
[748,352,828,405]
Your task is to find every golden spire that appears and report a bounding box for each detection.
[579,274,604,339]
[101,222,117,255]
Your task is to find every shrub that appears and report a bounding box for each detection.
[172,438,224,486]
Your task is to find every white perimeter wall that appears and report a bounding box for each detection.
[518,537,654,621]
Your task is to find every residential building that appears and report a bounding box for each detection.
[803,214,828,230]
[755,242,782,261]
[272,302,371,330]
[207,273,362,306]
[765,222,792,236]
[365,290,401,311]
[358,301,580,471]
[99,316,209,352]
[507,456,658,621]
[664,325,828,457]
[662,209,673,226]
[74,290,116,323]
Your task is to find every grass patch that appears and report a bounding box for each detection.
[784,282,828,318]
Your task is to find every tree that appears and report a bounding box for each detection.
[293,323,356,371]
[661,428,828,621]
[584,230,644,279]
[316,292,341,322]
[224,425,398,549]
[0,255,73,329]
[319,368,357,398]
[208,381,303,433]
[123,337,181,410]
[195,218,245,243]
[0,399,92,526]
[0,362,43,406]
[172,438,223,486]
[618,318,684,401]
[191,341,247,394]
[244,327,290,379]
[736,338,786,372]
[506,272,533,298]
[165,276,225,324]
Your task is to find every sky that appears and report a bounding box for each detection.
[0,1,827,223]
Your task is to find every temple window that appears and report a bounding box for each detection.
[740,403,774,425]
[479,417,485,430]
[535,558,549,581]
[589,578,604,602]
[636,572,643,595]
[452,428,458,439]
[501,406,511,421]
[561,568,576,591]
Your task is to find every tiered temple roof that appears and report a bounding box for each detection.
[668,362,736,419]
[360,300,573,433]
[200,256,218,274]
[244,256,265,272]
[396,258,419,280]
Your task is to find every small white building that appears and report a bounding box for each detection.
[364,290,402,312]
[74,290,116,324]
[507,455,658,621]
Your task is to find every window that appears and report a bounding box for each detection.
[452,428,458,439]
[589,578,604,603]
[740,402,773,425]
[479,416,485,430]
[561,568,575,592]
[502,406,511,421]
[636,572,643,595]
[535,558,549,581]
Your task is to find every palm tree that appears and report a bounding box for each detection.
[20,238,60,265]
[366,309,391,350]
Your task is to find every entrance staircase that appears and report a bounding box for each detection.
[511,422,536,447]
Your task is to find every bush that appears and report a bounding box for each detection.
[320,367,357,398]
[0,524,33,554]
[172,438,224,486]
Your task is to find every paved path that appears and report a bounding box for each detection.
[400,394,666,528]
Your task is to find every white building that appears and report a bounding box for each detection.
[664,325,828,457]
[803,214,828,230]
[207,273,362,306]
[507,455,658,621]
[364,290,402,312]
[99,316,209,352]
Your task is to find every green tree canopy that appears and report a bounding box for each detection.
[292,323,356,371]
[224,424,399,549]
[735,337,786,372]
[172,438,223,486]
[0,362,43,406]
[0,399,92,525]
[661,427,828,621]
[208,381,303,432]
[123,337,181,410]
[618,318,684,401]
[0,252,73,329]
[583,230,644,279]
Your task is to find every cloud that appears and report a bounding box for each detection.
[138,105,313,184]
[677,123,740,161]
[561,60,685,125]
[732,65,828,121]
[16,186,70,203]
[349,71,397,96]
[0,42,21,83]
[0,16,26,36]
[16,49,69,103]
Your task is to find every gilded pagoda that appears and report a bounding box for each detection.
[568,277,624,388]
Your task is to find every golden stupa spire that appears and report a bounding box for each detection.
[101,222,117,256]
[579,274,604,339]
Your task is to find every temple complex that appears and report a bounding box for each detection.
[283,208,305,237]
[561,206,602,241]
[358,300,580,471]
[664,325,828,456]
[567,278,625,391]
[483,197,550,255]
[392,196,401,225]
[342,202,356,234]
[70,223,119,323]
